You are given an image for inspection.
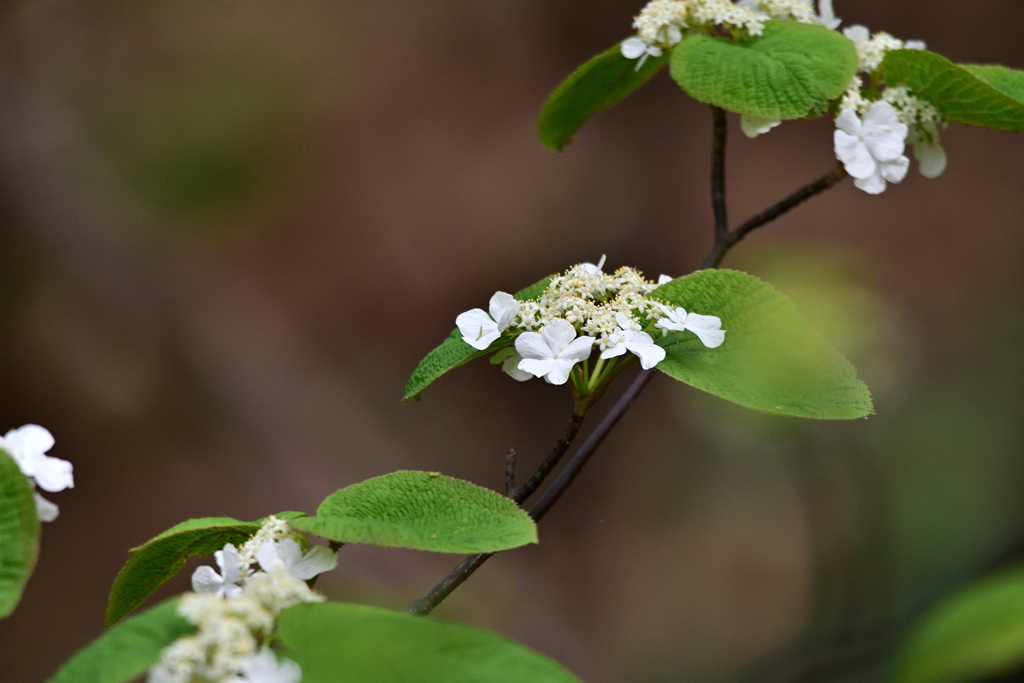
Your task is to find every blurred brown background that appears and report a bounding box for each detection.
[0,1,1022,681]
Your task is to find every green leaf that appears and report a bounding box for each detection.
[881,50,1024,131]
[402,275,553,402]
[538,43,668,151]
[106,516,260,626]
[653,270,873,419]
[279,602,581,683]
[0,448,39,619]
[48,599,193,683]
[289,471,537,554]
[893,566,1024,683]
[670,21,857,119]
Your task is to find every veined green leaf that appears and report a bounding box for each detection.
[290,471,537,554]
[402,275,553,402]
[670,21,857,119]
[105,511,305,626]
[538,43,668,151]
[893,566,1024,683]
[653,270,873,419]
[279,602,581,683]
[48,599,193,683]
[0,448,39,619]
[881,50,1024,131]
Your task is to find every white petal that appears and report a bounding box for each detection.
[540,319,577,355]
[455,309,500,350]
[192,565,224,594]
[600,343,628,360]
[256,541,287,573]
[221,584,244,600]
[879,155,909,183]
[624,337,666,370]
[289,545,338,581]
[905,40,926,50]
[914,139,947,178]
[686,316,726,348]
[241,651,303,683]
[34,493,59,522]
[843,25,870,45]
[2,425,54,460]
[646,46,663,58]
[666,25,683,46]
[854,170,887,194]
[835,133,876,179]
[488,292,519,332]
[596,254,606,271]
[276,538,305,567]
[655,318,686,334]
[862,103,907,162]
[657,274,673,285]
[558,336,596,364]
[502,353,533,381]
[543,359,574,385]
[517,357,554,379]
[217,544,244,584]
[740,115,781,138]
[621,37,647,60]
[515,331,553,361]
[32,456,73,492]
[834,109,862,137]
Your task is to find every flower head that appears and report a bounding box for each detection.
[456,292,520,351]
[193,544,246,599]
[834,102,909,194]
[257,538,338,581]
[654,303,726,347]
[515,319,595,385]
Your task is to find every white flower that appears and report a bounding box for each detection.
[1,424,73,493]
[740,114,782,138]
[654,303,725,347]
[230,650,302,683]
[456,291,520,351]
[834,102,909,194]
[621,37,663,71]
[600,313,666,370]
[515,319,595,385]
[905,39,926,50]
[910,121,946,179]
[657,274,673,285]
[257,538,338,581]
[579,254,607,276]
[193,543,246,599]
[817,0,840,29]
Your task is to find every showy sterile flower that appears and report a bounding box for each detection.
[834,102,909,194]
[654,303,726,347]
[817,0,840,29]
[910,121,947,178]
[621,37,663,71]
[515,319,595,385]
[741,114,782,138]
[600,313,666,369]
[256,538,338,581]
[193,544,246,599]
[230,650,302,683]
[1,424,73,522]
[456,291,520,351]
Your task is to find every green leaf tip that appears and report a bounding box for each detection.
[402,275,553,402]
[881,50,1024,132]
[0,448,39,620]
[278,602,582,683]
[290,470,537,554]
[652,269,874,419]
[538,42,668,151]
[670,21,857,119]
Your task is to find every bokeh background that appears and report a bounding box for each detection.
[0,1,1022,681]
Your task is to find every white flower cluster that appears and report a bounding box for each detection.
[832,21,945,193]
[149,517,338,683]
[456,258,725,386]
[0,425,72,523]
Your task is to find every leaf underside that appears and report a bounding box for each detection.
[290,471,537,554]
[0,449,39,619]
[881,50,1024,131]
[279,602,582,683]
[653,269,873,419]
[402,275,553,402]
[538,43,668,151]
[670,21,857,119]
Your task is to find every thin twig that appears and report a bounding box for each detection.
[711,106,729,239]
[504,449,517,497]
[407,114,850,618]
